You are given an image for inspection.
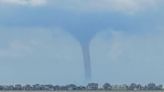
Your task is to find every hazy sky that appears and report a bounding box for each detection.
[0,0,164,85]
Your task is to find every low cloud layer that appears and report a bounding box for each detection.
[50,0,162,13]
[0,0,163,14]
[0,0,47,6]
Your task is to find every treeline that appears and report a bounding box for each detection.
[0,83,163,91]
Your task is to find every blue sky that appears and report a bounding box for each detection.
[0,0,164,85]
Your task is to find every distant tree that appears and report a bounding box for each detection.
[32,84,41,90]
[156,84,163,90]
[23,84,32,90]
[122,84,128,90]
[143,85,148,90]
[14,84,22,90]
[103,83,112,90]
[136,84,143,90]
[53,85,60,91]
[128,83,137,90]
[44,84,54,91]
[60,86,67,90]
[0,85,4,90]
[8,85,14,90]
[66,84,77,90]
[76,86,86,90]
[147,83,156,90]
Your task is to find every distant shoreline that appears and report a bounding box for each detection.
[0,90,164,92]
[0,83,162,91]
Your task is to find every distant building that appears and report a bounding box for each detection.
[87,83,98,90]
[112,84,127,90]
[76,86,86,90]
[23,84,32,90]
[32,84,41,90]
[14,84,22,90]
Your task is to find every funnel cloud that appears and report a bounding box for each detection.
[81,43,92,81]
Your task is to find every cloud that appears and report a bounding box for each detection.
[48,0,162,14]
[0,40,32,58]
[0,0,47,6]
[0,0,162,13]
[90,28,164,83]
[0,28,81,59]
[0,27,84,84]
